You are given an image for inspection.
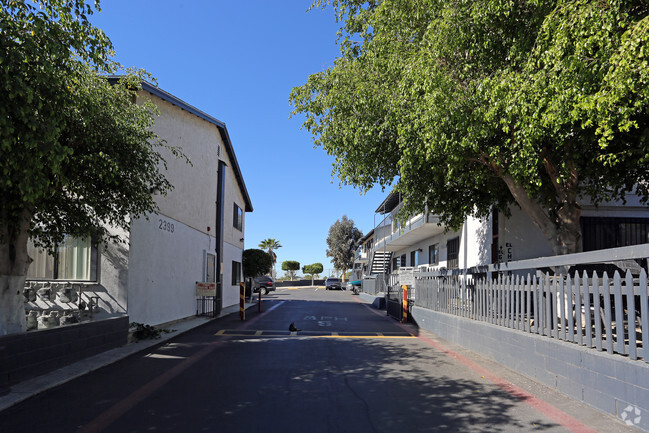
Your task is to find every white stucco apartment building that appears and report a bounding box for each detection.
[25,82,253,327]
[358,190,649,278]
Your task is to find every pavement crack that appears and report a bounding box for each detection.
[338,366,379,433]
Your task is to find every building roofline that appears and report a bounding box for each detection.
[107,77,253,212]
[359,229,374,244]
[375,190,400,214]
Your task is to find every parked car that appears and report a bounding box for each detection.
[325,277,343,290]
[253,276,275,295]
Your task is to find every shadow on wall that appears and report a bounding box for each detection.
[100,238,129,314]
[474,217,492,266]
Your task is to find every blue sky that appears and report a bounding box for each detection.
[91,1,391,277]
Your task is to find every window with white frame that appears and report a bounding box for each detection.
[26,236,97,281]
[231,260,241,285]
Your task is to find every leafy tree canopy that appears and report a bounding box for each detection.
[325,215,362,281]
[242,249,273,278]
[0,0,179,334]
[291,0,649,254]
[303,263,324,276]
[281,260,300,280]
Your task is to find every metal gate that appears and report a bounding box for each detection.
[386,283,414,322]
[196,282,222,317]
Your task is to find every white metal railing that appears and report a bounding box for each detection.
[375,213,424,248]
[410,244,649,363]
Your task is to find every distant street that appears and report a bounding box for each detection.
[0,288,634,433]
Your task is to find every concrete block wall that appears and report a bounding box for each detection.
[0,316,129,390]
[411,306,649,432]
[274,280,325,288]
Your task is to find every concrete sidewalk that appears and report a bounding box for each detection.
[0,302,255,413]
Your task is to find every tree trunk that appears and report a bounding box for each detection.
[0,275,28,335]
[0,211,32,335]
[501,174,582,255]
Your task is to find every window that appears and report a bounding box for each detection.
[233,203,243,231]
[231,261,241,285]
[582,217,649,251]
[26,236,97,281]
[447,237,459,269]
[428,244,439,265]
[410,250,420,267]
[400,254,406,268]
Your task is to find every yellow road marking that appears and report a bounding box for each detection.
[213,329,415,339]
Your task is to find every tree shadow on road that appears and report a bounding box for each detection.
[114,335,558,433]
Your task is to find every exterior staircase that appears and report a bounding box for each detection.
[370,251,392,275]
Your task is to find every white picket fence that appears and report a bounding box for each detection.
[410,244,649,362]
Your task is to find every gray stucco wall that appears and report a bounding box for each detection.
[411,306,649,432]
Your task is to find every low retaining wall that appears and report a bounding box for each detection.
[359,293,385,309]
[275,280,325,287]
[411,306,649,432]
[0,316,129,391]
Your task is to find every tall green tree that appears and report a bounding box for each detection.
[258,238,282,278]
[302,262,324,285]
[242,249,273,278]
[325,216,362,282]
[291,0,649,255]
[0,0,176,334]
[281,260,300,281]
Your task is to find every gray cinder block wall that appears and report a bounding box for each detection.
[0,316,129,390]
[411,306,649,432]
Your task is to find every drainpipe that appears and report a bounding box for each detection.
[215,160,227,316]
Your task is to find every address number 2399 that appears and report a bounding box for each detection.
[158,219,175,233]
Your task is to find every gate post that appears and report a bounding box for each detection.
[240,282,245,320]
[402,285,408,323]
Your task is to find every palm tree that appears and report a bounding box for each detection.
[258,238,281,279]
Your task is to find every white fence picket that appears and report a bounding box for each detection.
[566,274,574,343]
[625,270,637,361]
[409,248,648,362]
[526,275,532,333]
[640,270,649,363]
[593,275,602,352]
[614,272,625,355]
[559,276,566,341]
[575,272,583,345]
[602,272,614,355]
[545,274,552,337]
[584,272,593,348]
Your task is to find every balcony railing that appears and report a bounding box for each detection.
[374,212,442,251]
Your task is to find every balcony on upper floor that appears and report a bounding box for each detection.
[374,212,445,252]
[354,246,370,264]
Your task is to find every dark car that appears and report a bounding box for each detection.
[325,277,343,290]
[253,276,275,295]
